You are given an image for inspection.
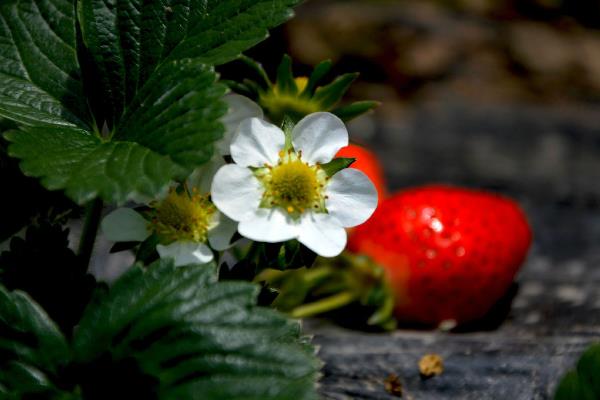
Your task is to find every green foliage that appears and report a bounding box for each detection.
[0,260,321,399]
[0,1,90,129]
[5,125,189,205]
[555,343,600,400]
[0,221,97,336]
[0,287,71,395]
[226,55,379,124]
[0,0,300,205]
[256,253,397,331]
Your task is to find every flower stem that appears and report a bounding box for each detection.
[78,198,103,268]
[289,290,358,319]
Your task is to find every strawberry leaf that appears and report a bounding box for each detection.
[0,260,321,399]
[0,286,70,380]
[5,60,226,204]
[78,0,301,125]
[555,343,600,400]
[72,260,320,399]
[0,1,90,128]
[2,0,300,205]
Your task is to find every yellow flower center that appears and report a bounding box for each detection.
[150,189,217,243]
[256,151,328,218]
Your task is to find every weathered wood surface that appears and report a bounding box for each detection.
[307,102,600,399]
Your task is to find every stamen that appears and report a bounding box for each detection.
[150,189,216,243]
[255,156,328,218]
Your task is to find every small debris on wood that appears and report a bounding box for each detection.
[419,353,444,379]
[384,373,403,397]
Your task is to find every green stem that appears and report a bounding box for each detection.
[78,198,103,268]
[245,241,262,262]
[289,291,358,319]
[302,266,334,286]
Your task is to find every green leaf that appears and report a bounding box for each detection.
[555,371,597,400]
[72,260,320,399]
[168,0,301,65]
[116,59,227,168]
[0,0,90,128]
[0,286,69,377]
[5,0,299,205]
[333,100,380,121]
[321,157,355,177]
[78,0,300,123]
[555,343,600,400]
[313,73,359,110]
[5,126,185,204]
[577,344,600,396]
[0,361,54,394]
[6,61,226,204]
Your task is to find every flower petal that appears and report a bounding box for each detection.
[187,153,226,193]
[217,95,264,155]
[156,241,214,266]
[292,112,348,164]
[208,212,238,251]
[326,168,378,228]
[297,213,347,257]
[101,208,150,242]
[211,164,263,222]
[230,118,285,167]
[238,208,299,243]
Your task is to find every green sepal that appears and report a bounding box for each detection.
[257,252,397,331]
[239,55,272,88]
[333,100,380,121]
[276,55,298,94]
[313,73,359,109]
[135,233,160,264]
[278,240,318,271]
[321,157,356,177]
[302,59,333,98]
[222,80,255,98]
[243,78,265,96]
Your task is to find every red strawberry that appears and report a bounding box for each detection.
[336,144,387,203]
[347,185,532,326]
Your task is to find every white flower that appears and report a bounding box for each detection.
[101,189,237,267]
[185,94,263,194]
[211,112,378,257]
[217,94,264,156]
